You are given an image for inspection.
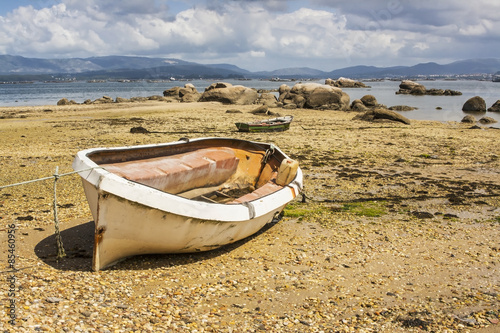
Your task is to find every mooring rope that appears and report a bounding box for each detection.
[0,168,97,190]
[1,167,100,259]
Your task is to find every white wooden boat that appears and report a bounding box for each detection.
[72,137,302,271]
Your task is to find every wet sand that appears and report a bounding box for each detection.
[1,101,499,332]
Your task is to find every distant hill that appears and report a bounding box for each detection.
[255,67,327,78]
[1,55,500,80]
[0,55,194,74]
[327,59,500,78]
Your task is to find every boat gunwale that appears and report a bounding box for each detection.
[73,137,303,222]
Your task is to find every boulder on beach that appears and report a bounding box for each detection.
[130,126,150,134]
[462,96,486,112]
[279,82,350,110]
[255,93,279,107]
[360,95,378,107]
[352,108,411,125]
[250,105,269,114]
[350,95,391,111]
[115,97,130,103]
[57,98,77,106]
[163,83,201,102]
[199,82,259,105]
[461,115,476,123]
[350,99,368,111]
[488,100,500,112]
[479,116,497,124]
[279,84,291,95]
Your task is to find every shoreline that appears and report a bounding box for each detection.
[1,101,499,332]
[1,78,500,125]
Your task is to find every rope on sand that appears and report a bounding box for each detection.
[0,167,99,259]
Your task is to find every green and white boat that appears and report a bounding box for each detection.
[235,115,293,132]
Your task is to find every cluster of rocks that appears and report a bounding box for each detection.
[348,95,411,125]
[164,81,354,111]
[396,80,462,96]
[461,96,500,124]
[277,83,350,110]
[489,100,500,112]
[164,81,411,124]
[57,95,170,106]
[461,114,497,125]
[462,96,500,112]
[350,95,390,111]
[56,80,415,125]
[162,83,201,102]
[352,108,411,125]
[163,82,259,105]
[57,79,500,127]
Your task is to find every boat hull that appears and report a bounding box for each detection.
[89,188,285,270]
[235,116,293,132]
[235,122,291,132]
[73,137,303,271]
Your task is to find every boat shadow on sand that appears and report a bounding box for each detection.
[35,218,281,272]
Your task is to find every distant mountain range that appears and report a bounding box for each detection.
[1,55,500,81]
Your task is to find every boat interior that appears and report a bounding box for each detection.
[91,141,290,204]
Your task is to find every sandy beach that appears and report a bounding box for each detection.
[1,100,499,332]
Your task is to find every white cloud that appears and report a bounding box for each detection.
[0,0,499,70]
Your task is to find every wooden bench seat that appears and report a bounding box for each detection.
[229,181,284,203]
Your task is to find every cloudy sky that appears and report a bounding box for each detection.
[0,0,498,71]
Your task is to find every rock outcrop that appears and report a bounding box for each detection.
[461,115,476,123]
[487,100,500,112]
[350,95,412,113]
[199,82,259,105]
[278,83,350,110]
[389,105,417,111]
[325,78,369,88]
[360,95,378,107]
[479,116,497,124]
[163,83,201,102]
[115,97,130,103]
[397,81,426,95]
[396,80,462,96]
[255,93,279,107]
[57,98,77,105]
[350,99,368,111]
[250,105,269,114]
[353,108,411,125]
[462,96,487,112]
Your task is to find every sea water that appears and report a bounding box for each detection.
[0,79,499,124]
